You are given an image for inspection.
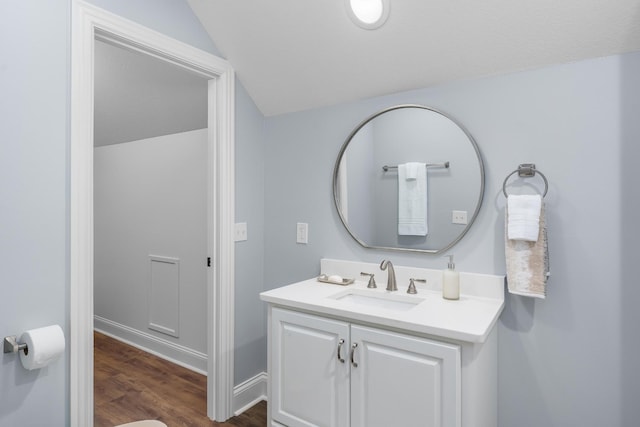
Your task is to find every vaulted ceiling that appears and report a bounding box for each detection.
[94,0,640,145]
[94,40,208,146]
[187,0,640,116]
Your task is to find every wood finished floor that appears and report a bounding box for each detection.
[94,332,266,427]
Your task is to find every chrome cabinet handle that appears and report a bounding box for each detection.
[350,343,358,367]
[337,338,345,363]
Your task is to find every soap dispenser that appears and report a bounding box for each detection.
[442,255,460,300]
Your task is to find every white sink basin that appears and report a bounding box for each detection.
[330,289,424,312]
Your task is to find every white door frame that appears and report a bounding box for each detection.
[70,2,235,425]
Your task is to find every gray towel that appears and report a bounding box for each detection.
[505,201,550,298]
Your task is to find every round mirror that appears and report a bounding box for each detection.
[333,105,485,254]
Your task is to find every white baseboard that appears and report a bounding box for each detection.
[94,315,207,374]
[233,372,268,416]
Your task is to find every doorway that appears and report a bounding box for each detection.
[92,40,210,378]
[70,3,235,425]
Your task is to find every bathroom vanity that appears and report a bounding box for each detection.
[260,259,504,427]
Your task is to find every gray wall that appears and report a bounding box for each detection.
[0,2,69,426]
[94,130,208,355]
[0,1,266,424]
[264,52,640,426]
[233,81,267,385]
[620,50,640,427]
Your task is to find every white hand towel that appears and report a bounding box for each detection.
[398,163,427,236]
[507,195,542,241]
[404,162,421,180]
[505,200,550,299]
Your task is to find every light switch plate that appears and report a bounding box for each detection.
[296,222,308,244]
[235,222,247,241]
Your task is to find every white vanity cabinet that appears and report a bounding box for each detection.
[270,307,461,427]
[270,308,349,427]
[350,324,460,427]
[262,259,504,427]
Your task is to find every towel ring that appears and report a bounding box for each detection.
[502,163,548,198]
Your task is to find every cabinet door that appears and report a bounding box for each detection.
[350,325,461,427]
[271,308,350,427]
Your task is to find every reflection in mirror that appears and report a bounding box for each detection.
[333,105,485,254]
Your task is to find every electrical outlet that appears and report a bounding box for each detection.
[296,222,308,244]
[234,222,247,241]
[452,210,468,225]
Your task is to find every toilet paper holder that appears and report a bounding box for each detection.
[3,335,28,355]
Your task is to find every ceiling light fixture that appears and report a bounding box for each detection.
[346,0,389,30]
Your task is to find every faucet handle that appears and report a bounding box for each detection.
[360,272,377,289]
[407,278,426,294]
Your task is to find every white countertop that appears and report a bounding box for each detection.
[261,277,504,343]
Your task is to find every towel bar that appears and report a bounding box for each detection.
[502,163,548,198]
[382,161,449,172]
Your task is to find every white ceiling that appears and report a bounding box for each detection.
[94,40,208,146]
[187,0,640,117]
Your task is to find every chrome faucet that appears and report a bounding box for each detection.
[379,260,397,291]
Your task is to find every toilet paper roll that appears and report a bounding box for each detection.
[19,325,65,370]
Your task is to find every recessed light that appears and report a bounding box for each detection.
[346,0,390,30]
